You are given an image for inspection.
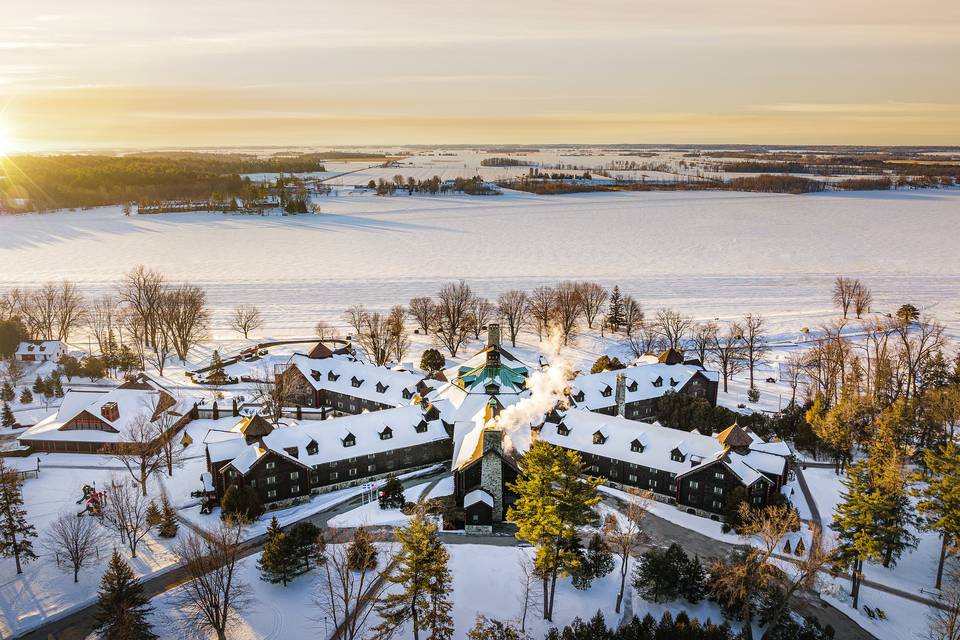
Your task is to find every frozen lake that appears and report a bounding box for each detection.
[1,188,958,339]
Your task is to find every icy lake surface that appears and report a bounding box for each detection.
[1,188,958,338]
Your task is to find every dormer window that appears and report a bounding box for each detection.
[342,433,356,447]
[669,377,678,387]
[351,376,363,388]
[306,440,319,456]
[379,426,393,440]
[556,423,570,437]
[284,446,298,459]
[653,377,663,388]
[627,380,638,392]
[630,439,645,453]
[415,420,428,433]
[402,388,412,400]
[328,371,340,382]
[593,431,607,445]
[600,385,612,398]
[670,447,685,462]
[573,390,585,403]
[310,370,321,381]
[376,382,389,394]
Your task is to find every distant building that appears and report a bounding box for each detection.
[17,374,194,454]
[14,340,67,363]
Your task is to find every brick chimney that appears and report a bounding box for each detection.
[101,401,120,422]
[615,374,626,417]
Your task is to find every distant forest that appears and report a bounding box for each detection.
[0,153,327,212]
[480,157,535,167]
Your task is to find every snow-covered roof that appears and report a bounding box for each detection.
[464,488,493,508]
[209,404,450,474]
[19,378,185,444]
[539,409,724,475]
[569,362,717,411]
[288,353,424,407]
[749,439,793,458]
[15,340,66,357]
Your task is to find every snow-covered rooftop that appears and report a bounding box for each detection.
[569,362,717,411]
[288,353,424,407]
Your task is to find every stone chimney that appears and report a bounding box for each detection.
[487,323,501,348]
[615,373,626,417]
[480,427,505,521]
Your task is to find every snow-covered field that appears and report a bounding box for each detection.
[2,188,958,341]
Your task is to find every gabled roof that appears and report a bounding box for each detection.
[464,488,494,508]
[716,424,754,449]
[15,340,66,356]
[237,414,275,439]
[569,361,717,411]
[287,353,424,407]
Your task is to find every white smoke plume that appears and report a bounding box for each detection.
[496,326,575,454]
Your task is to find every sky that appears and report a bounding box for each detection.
[1,0,959,151]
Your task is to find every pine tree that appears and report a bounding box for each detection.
[379,475,405,509]
[507,440,601,621]
[0,381,14,402]
[287,521,321,571]
[158,493,178,538]
[31,375,45,396]
[145,501,162,527]
[19,388,32,405]
[2,402,15,428]
[94,550,157,640]
[259,517,297,586]
[0,458,37,574]
[374,511,453,640]
[607,286,624,332]
[917,442,960,588]
[347,527,378,571]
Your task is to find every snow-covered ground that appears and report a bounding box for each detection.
[326,475,455,529]
[2,188,958,341]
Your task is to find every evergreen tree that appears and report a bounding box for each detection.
[573,533,615,590]
[19,388,32,405]
[94,550,157,640]
[158,493,178,538]
[379,475,405,509]
[607,286,624,332]
[220,484,264,523]
[0,381,14,402]
[917,442,960,588]
[507,440,601,621]
[420,349,446,376]
[374,511,453,640]
[0,458,37,574]
[259,516,297,586]
[207,350,228,388]
[347,527,378,571]
[2,402,15,428]
[287,521,323,571]
[31,375,45,396]
[145,501,162,527]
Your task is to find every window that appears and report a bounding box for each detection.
[265,461,276,470]
[266,476,276,485]
[471,514,479,522]
[712,500,722,510]
[609,469,618,478]
[291,485,300,494]
[306,442,318,456]
[328,371,339,382]
[348,457,357,463]
[415,421,428,433]
[349,468,357,477]
[688,480,699,489]
[714,471,724,480]
[628,474,638,482]
[402,389,412,400]
[343,435,356,448]
[713,486,723,495]
[351,377,363,388]
[589,465,600,473]
[380,428,393,440]
[593,431,606,445]
[289,471,299,480]
[671,449,685,462]
[630,439,644,453]
[557,424,570,436]
[650,479,659,489]
[600,386,612,398]
[367,464,375,472]
[249,479,257,487]
[653,376,663,388]
[267,490,277,499]
[330,472,339,481]
[752,496,763,504]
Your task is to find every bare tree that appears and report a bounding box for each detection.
[89,294,116,355]
[782,351,807,406]
[625,320,663,359]
[160,284,209,362]
[314,319,335,340]
[176,522,250,640]
[53,280,86,341]
[114,412,166,496]
[230,304,263,339]
[852,280,873,319]
[603,488,652,614]
[408,297,435,335]
[387,305,411,363]
[575,282,607,330]
[496,290,528,347]
[343,304,367,339]
[117,306,147,370]
[313,529,390,640]
[151,394,183,476]
[741,313,769,390]
[258,365,311,425]
[621,296,644,337]
[710,321,746,393]
[552,281,583,346]
[144,323,173,377]
[357,311,392,366]
[118,265,165,349]
[832,276,855,318]
[929,557,960,640]
[689,321,718,365]
[526,286,555,341]
[434,281,472,357]
[516,553,541,634]
[894,315,945,400]
[467,297,495,341]
[43,511,105,582]
[19,282,61,340]
[102,475,152,558]
[654,308,691,352]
